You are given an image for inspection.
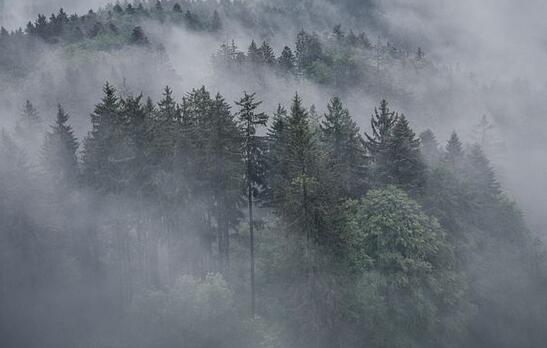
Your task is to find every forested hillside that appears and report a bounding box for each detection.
[1,1,547,348]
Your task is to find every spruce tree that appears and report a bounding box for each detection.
[365,99,398,184]
[82,82,122,192]
[320,96,368,198]
[264,105,289,205]
[130,26,149,45]
[149,86,180,166]
[247,40,262,64]
[420,129,440,166]
[41,104,79,187]
[445,131,464,168]
[278,46,296,74]
[279,94,322,242]
[15,100,42,138]
[260,41,276,65]
[385,115,426,192]
[211,10,222,32]
[236,92,268,317]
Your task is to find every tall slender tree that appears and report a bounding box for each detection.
[41,104,79,187]
[321,97,368,198]
[236,92,268,317]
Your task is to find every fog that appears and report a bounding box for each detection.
[1,1,547,347]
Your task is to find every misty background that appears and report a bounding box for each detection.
[1,1,547,347]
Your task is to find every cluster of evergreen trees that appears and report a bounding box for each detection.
[213,27,428,90]
[2,82,546,347]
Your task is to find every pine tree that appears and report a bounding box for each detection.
[15,100,42,138]
[321,97,368,198]
[173,3,183,13]
[247,40,262,64]
[260,41,276,65]
[365,99,398,183]
[279,94,322,242]
[82,82,122,192]
[465,144,501,201]
[149,86,180,165]
[130,26,149,45]
[264,105,289,205]
[113,3,124,14]
[385,115,426,192]
[41,104,79,187]
[211,10,222,32]
[295,30,322,73]
[278,46,296,73]
[420,129,440,166]
[236,92,268,317]
[445,131,464,168]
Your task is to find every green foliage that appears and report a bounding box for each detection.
[41,104,79,187]
[341,187,469,347]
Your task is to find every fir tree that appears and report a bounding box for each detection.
[321,96,368,198]
[82,82,122,192]
[365,99,398,183]
[15,100,42,138]
[420,129,440,166]
[236,92,268,317]
[260,41,276,65]
[278,46,296,73]
[385,115,426,192]
[445,131,464,168]
[173,3,183,13]
[130,26,149,45]
[247,40,262,64]
[41,104,79,187]
[211,10,222,32]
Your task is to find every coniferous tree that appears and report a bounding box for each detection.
[320,97,368,198]
[279,94,322,242]
[149,86,180,167]
[113,3,124,15]
[264,105,289,205]
[365,99,398,184]
[445,131,464,168]
[260,41,276,65]
[236,92,268,317]
[41,104,79,187]
[211,10,222,32]
[464,144,501,202]
[278,46,296,74]
[385,115,426,192]
[247,40,262,64]
[173,3,183,13]
[15,100,42,138]
[420,129,441,166]
[82,82,122,192]
[130,26,149,45]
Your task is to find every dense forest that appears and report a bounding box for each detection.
[1,1,547,348]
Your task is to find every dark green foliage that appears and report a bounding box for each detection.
[365,99,398,183]
[129,26,149,45]
[278,46,296,73]
[41,104,79,187]
[320,96,368,198]
[342,187,468,347]
[385,115,426,192]
[82,82,123,192]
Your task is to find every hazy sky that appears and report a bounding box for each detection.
[0,0,111,29]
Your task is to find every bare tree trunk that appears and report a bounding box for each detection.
[248,179,256,318]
